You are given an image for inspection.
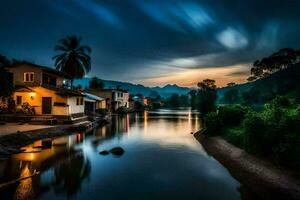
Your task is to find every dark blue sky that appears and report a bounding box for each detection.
[1,0,300,86]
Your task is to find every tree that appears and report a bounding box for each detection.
[53,35,92,87]
[179,94,189,107]
[249,48,300,81]
[227,82,236,87]
[197,79,216,90]
[169,93,180,107]
[195,79,217,116]
[189,90,198,109]
[89,77,104,90]
[0,54,13,96]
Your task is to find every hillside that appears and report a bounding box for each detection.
[74,78,191,98]
[218,63,300,103]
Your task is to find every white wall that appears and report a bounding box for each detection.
[67,97,84,115]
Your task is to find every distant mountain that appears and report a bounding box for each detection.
[74,78,191,97]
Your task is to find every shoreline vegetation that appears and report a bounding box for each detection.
[194,131,300,200]
[204,96,300,170]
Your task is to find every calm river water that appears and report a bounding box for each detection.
[0,109,255,200]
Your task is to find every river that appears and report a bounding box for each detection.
[0,109,255,200]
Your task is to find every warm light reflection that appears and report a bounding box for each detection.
[14,164,34,200]
[76,133,85,143]
[144,111,148,134]
[126,114,130,133]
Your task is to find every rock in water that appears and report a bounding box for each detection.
[99,150,109,155]
[109,147,124,156]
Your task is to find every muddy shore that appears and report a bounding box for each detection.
[194,131,300,200]
[0,120,106,160]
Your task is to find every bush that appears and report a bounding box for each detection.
[204,112,223,135]
[243,112,267,154]
[243,101,300,168]
[269,95,291,108]
[218,105,249,126]
[223,127,245,148]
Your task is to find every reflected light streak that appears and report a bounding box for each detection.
[144,111,148,134]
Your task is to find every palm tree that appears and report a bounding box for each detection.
[53,35,92,88]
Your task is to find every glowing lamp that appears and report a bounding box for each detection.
[29,92,36,100]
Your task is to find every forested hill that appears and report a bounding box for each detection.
[218,63,300,103]
[74,78,191,98]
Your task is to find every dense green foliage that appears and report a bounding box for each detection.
[166,93,189,107]
[204,96,300,169]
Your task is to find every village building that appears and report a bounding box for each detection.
[4,62,86,119]
[133,94,149,106]
[82,92,106,114]
[87,89,129,112]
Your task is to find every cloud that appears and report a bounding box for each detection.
[256,22,280,50]
[136,1,214,33]
[217,27,248,49]
[74,0,122,28]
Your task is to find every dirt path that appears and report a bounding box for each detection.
[194,131,300,200]
[0,123,56,136]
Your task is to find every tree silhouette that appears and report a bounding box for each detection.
[53,35,91,87]
[227,82,236,87]
[195,79,217,116]
[249,48,300,81]
[89,77,104,89]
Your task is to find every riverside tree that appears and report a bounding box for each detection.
[191,79,217,116]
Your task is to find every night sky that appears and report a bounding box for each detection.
[1,0,300,87]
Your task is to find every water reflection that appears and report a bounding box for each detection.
[0,109,253,200]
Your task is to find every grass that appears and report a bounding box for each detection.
[222,126,245,149]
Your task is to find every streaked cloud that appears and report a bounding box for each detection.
[74,0,123,27]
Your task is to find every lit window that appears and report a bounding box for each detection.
[24,72,34,82]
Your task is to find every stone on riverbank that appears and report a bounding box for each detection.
[99,150,110,155]
[109,147,124,156]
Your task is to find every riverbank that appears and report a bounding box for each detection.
[194,131,300,200]
[0,119,108,160]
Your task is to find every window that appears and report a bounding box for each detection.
[117,92,123,98]
[76,97,84,105]
[24,72,34,82]
[16,96,22,105]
